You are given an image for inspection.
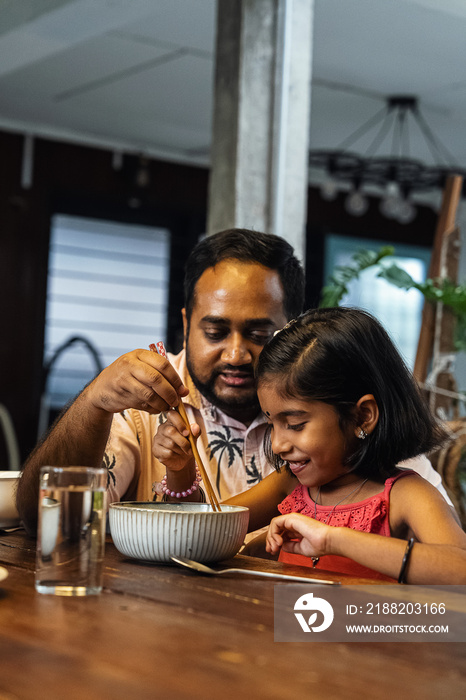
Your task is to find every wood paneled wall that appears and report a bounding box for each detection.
[0,131,207,462]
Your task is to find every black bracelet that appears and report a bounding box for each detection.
[398,537,415,584]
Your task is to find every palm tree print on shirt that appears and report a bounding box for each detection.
[103,452,116,488]
[246,454,262,487]
[208,426,243,496]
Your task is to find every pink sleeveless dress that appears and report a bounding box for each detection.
[277,469,415,580]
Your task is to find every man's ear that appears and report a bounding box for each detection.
[354,394,379,438]
[181,308,188,349]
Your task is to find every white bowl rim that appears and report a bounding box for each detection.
[0,471,20,479]
[109,501,249,514]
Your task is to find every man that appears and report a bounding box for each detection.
[17,229,453,533]
[17,229,302,531]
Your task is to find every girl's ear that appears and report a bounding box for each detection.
[354,394,379,439]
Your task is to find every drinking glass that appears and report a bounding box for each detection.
[35,466,107,596]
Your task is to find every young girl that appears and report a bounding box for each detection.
[257,307,466,583]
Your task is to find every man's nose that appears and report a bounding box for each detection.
[220,333,252,365]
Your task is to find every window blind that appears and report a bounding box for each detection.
[44,215,170,409]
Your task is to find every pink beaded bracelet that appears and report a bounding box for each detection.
[160,466,202,499]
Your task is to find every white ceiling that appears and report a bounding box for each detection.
[1,0,466,175]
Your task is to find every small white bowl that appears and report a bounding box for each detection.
[0,471,21,528]
[109,502,250,563]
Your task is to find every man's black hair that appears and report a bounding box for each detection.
[184,229,305,321]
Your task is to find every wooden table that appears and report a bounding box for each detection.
[0,530,465,700]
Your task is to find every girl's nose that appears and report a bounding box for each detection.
[220,333,252,365]
[271,428,291,457]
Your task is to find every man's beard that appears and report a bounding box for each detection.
[186,353,261,416]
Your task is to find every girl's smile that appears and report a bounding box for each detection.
[287,460,310,476]
[258,383,358,490]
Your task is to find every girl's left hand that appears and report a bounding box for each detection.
[266,513,331,559]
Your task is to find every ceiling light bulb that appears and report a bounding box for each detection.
[379,181,402,219]
[385,181,400,198]
[397,200,417,224]
[379,195,401,219]
[320,178,339,201]
[345,190,369,216]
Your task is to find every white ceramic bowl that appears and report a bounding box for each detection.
[0,471,21,528]
[109,502,250,563]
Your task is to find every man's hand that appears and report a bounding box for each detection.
[86,349,188,415]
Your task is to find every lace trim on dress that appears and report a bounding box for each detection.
[277,470,415,534]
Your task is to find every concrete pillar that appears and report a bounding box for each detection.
[207,0,314,262]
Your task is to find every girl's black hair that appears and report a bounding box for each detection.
[256,307,448,479]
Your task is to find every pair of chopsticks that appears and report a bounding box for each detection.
[149,342,221,512]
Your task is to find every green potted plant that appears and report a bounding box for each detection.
[320,246,466,352]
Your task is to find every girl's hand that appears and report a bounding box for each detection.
[152,410,201,472]
[266,513,332,559]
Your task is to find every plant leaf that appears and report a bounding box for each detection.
[319,246,395,308]
[377,264,415,289]
[320,250,466,355]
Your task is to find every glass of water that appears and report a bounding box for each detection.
[35,466,107,596]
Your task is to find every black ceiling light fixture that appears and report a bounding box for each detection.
[309,95,465,224]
